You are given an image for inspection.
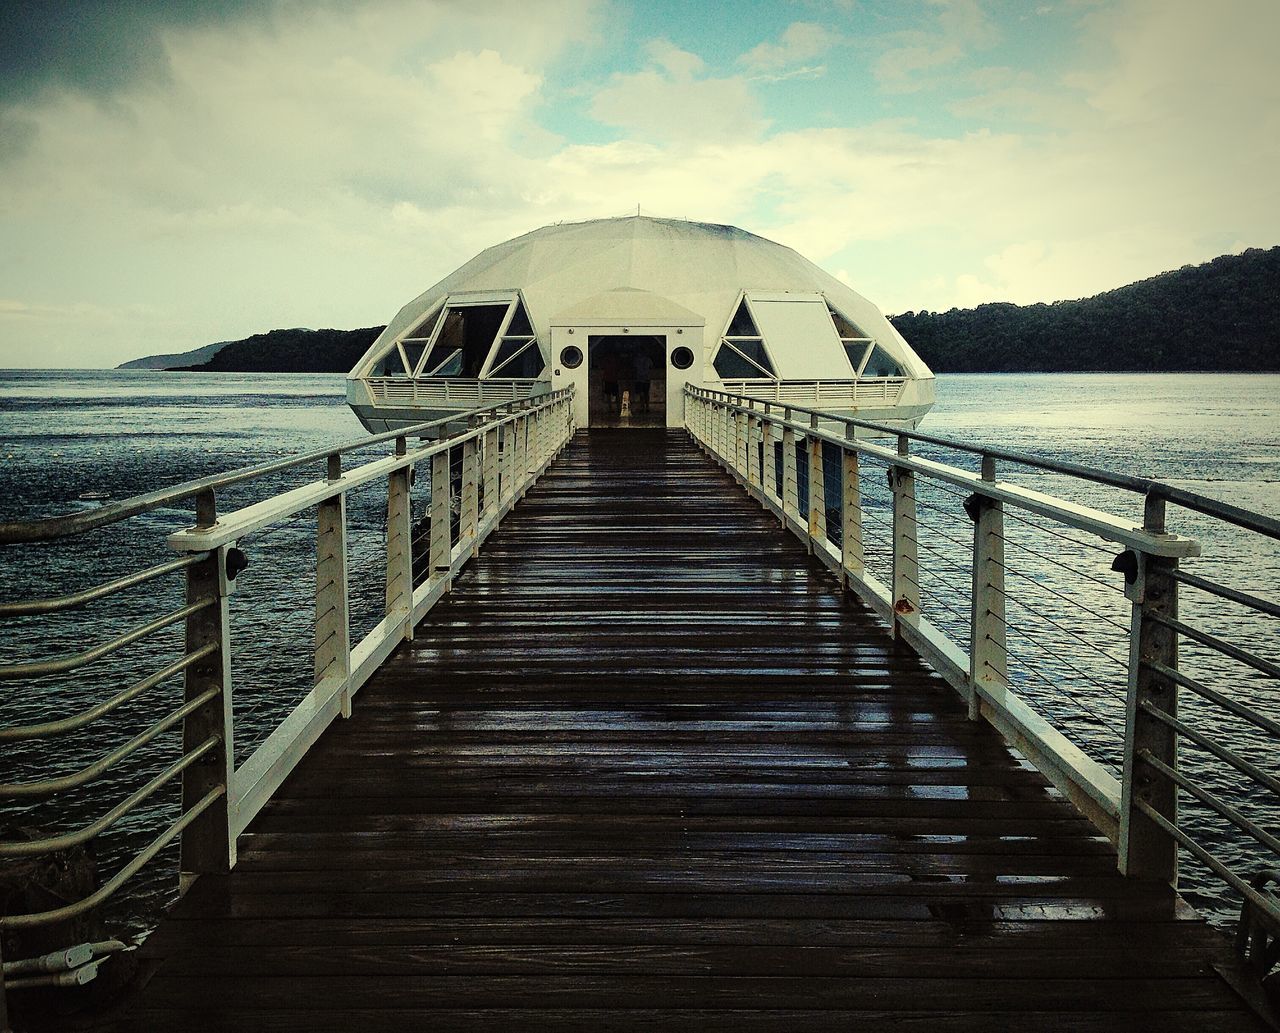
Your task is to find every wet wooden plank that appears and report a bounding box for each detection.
[121,429,1263,1031]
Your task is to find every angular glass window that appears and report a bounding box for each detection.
[404,307,443,343]
[726,298,760,337]
[713,342,774,379]
[506,298,534,337]
[861,344,904,378]
[370,348,406,377]
[730,339,774,375]
[420,305,508,378]
[828,306,866,340]
[489,340,545,378]
[401,340,428,375]
[843,341,871,372]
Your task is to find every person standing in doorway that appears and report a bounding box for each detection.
[634,350,653,415]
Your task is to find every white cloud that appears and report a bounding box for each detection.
[1,0,1277,367]
[740,22,839,77]
[588,40,765,144]
[873,0,1000,94]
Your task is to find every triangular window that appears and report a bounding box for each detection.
[506,298,533,337]
[404,307,443,342]
[726,298,760,337]
[401,340,428,376]
[861,344,904,378]
[844,341,871,372]
[713,341,775,379]
[489,340,545,378]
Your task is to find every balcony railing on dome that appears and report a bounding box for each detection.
[717,377,909,408]
[685,384,1280,977]
[363,377,544,408]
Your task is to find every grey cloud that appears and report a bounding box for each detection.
[0,0,274,104]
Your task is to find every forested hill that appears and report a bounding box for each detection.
[170,326,385,372]
[889,246,1280,372]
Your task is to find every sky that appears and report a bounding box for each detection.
[1,0,1277,368]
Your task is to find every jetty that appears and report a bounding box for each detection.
[1,386,1277,1031]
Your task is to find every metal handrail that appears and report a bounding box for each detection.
[685,383,1280,954]
[0,736,220,857]
[0,386,576,956]
[0,553,209,618]
[0,645,218,742]
[0,785,226,930]
[0,687,220,797]
[0,396,545,544]
[692,385,1280,540]
[0,597,214,680]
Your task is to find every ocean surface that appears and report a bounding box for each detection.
[0,370,1277,937]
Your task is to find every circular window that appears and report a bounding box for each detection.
[559,345,583,369]
[670,346,695,370]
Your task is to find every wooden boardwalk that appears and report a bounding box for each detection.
[122,430,1261,1031]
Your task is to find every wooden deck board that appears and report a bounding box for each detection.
[121,429,1262,1031]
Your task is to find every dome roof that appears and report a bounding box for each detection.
[352,215,931,381]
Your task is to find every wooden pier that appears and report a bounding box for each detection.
[117,431,1263,1031]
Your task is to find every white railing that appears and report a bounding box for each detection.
[0,389,575,1000]
[716,378,908,407]
[366,377,542,407]
[686,385,1280,973]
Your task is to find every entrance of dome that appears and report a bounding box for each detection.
[587,335,666,428]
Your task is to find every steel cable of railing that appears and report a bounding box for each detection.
[987,644,1125,743]
[988,531,1126,595]
[987,552,1131,633]
[987,585,1129,670]
[997,506,1118,556]
[986,606,1128,708]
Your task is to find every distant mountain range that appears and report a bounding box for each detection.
[117,246,1279,373]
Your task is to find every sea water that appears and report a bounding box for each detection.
[0,370,1277,934]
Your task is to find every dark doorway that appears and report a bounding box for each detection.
[588,335,666,427]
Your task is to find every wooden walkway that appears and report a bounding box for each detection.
[123,430,1261,1031]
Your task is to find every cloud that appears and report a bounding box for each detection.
[740,22,839,78]
[589,40,765,144]
[873,0,1000,94]
[1,0,1277,367]
[0,0,273,103]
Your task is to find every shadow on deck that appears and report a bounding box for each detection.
[121,429,1263,1031]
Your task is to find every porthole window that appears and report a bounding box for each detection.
[670,346,695,370]
[560,345,583,369]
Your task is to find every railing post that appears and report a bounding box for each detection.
[968,456,1005,720]
[890,434,919,637]
[179,532,236,889]
[761,406,776,501]
[483,424,500,523]
[841,424,863,588]
[807,413,826,546]
[733,408,747,481]
[781,409,798,525]
[316,478,352,719]
[460,427,479,550]
[430,448,451,585]
[1120,494,1180,884]
[745,403,759,490]
[385,436,413,642]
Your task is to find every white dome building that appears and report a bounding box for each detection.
[347,215,935,432]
